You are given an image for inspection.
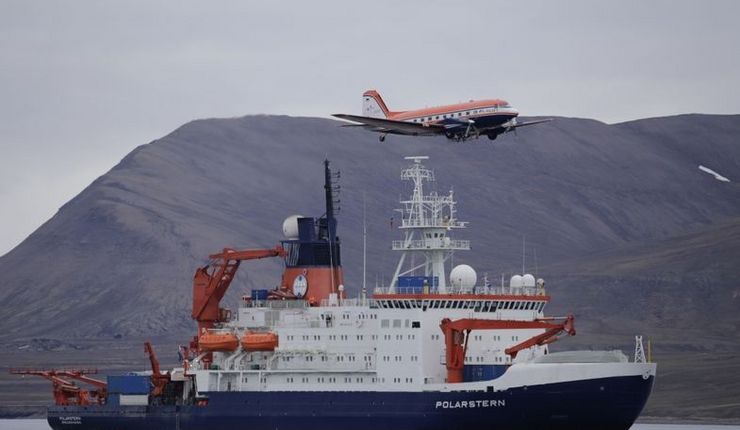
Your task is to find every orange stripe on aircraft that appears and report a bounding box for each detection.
[390,99,511,121]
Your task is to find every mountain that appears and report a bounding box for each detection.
[1,114,738,340]
[1,113,739,419]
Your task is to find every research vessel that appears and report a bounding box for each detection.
[19,156,656,430]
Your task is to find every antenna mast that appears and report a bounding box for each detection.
[389,156,470,293]
[362,191,367,296]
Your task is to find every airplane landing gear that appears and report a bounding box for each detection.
[379,134,386,142]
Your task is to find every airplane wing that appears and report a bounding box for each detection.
[507,118,552,129]
[332,114,445,136]
[487,118,553,136]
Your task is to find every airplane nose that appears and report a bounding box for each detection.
[512,108,519,116]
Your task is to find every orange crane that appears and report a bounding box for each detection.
[9,368,107,405]
[439,315,576,383]
[192,246,286,334]
[144,341,170,397]
[191,246,286,363]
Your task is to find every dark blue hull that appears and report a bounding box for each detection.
[48,374,654,430]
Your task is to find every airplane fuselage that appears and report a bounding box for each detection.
[392,99,519,132]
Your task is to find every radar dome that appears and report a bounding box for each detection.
[522,274,536,288]
[282,215,303,239]
[450,264,477,289]
[510,275,523,289]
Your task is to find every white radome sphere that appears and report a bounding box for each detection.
[450,264,477,289]
[510,275,524,289]
[522,274,536,288]
[282,215,303,239]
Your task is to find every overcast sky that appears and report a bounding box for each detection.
[1,0,739,255]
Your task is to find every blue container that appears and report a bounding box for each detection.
[397,276,424,288]
[463,365,508,382]
[397,276,438,293]
[251,289,269,300]
[107,375,151,394]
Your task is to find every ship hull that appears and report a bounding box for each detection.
[48,374,654,430]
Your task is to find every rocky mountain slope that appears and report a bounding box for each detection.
[1,113,739,419]
[1,114,738,342]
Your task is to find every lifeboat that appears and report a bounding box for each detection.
[241,331,279,352]
[199,331,239,352]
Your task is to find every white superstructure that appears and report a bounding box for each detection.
[189,157,655,396]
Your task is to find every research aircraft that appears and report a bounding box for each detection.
[333,90,550,142]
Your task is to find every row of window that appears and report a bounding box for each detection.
[471,335,502,341]
[381,334,416,341]
[280,354,372,363]
[328,312,378,320]
[243,376,413,384]
[376,299,546,312]
[380,355,419,362]
[380,319,421,328]
[285,334,378,342]
[408,106,509,123]
[466,355,508,363]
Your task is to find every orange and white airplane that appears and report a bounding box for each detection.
[333,90,550,142]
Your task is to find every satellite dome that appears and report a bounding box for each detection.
[510,275,524,289]
[450,264,477,289]
[282,215,303,239]
[522,274,536,288]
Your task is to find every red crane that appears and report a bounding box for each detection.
[9,368,107,406]
[439,315,576,383]
[191,246,286,356]
[144,341,170,396]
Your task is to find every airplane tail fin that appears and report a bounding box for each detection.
[362,90,390,118]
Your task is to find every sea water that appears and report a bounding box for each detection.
[1,421,739,430]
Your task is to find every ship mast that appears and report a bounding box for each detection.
[389,156,469,293]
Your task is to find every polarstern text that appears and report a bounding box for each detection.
[435,400,506,409]
[59,416,82,424]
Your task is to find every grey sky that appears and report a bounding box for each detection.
[1,0,739,255]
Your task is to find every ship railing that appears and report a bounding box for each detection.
[391,239,470,250]
[374,285,546,296]
[241,299,310,310]
[319,297,377,308]
[399,219,467,229]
